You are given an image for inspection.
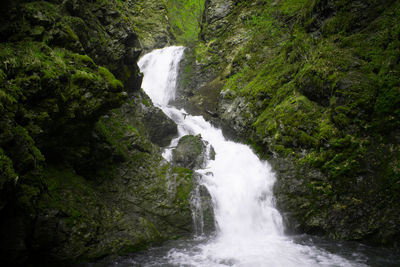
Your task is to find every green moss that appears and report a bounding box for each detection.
[278,0,308,16]
[374,86,400,130]
[318,118,338,142]
[308,181,333,196]
[42,165,100,227]
[17,184,41,209]
[171,166,193,205]
[273,145,294,157]
[193,39,217,64]
[73,54,96,69]
[0,148,18,186]
[95,116,130,162]
[0,0,195,262]
[64,24,79,41]
[0,69,6,83]
[254,94,322,149]
[0,87,18,113]
[23,1,59,26]
[141,96,151,107]
[98,66,124,91]
[122,65,132,82]
[0,39,129,181]
[31,26,45,37]
[70,70,98,96]
[166,0,206,44]
[139,217,163,241]
[178,135,203,154]
[10,125,44,173]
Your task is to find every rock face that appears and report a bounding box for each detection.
[191,182,216,235]
[181,0,400,247]
[124,0,206,51]
[175,0,251,127]
[143,109,178,147]
[30,95,194,264]
[205,0,234,26]
[0,0,193,265]
[140,95,178,147]
[125,0,174,51]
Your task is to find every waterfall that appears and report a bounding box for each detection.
[138,46,184,107]
[137,47,365,267]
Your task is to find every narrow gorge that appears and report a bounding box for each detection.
[0,0,399,266]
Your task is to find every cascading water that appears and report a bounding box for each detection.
[133,46,370,267]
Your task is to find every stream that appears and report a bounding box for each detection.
[91,46,399,267]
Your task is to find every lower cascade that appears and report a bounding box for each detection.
[133,46,366,267]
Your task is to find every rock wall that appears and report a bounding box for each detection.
[181,0,400,247]
[124,0,174,51]
[124,0,206,51]
[0,0,194,265]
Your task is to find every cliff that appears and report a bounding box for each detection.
[180,0,400,247]
[0,0,194,265]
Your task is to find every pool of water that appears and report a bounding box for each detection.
[88,234,400,267]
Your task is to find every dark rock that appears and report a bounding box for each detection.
[191,180,216,235]
[142,101,178,147]
[198,184,216,234]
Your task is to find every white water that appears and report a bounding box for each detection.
[138,47,365,267]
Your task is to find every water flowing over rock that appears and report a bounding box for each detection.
[137,46,365,267]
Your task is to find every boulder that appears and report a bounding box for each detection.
[172,135,209,169]
[142,106,178,147]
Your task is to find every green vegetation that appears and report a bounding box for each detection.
[166,0,206,44]
[173,167,193,204]
[98,66,124,91]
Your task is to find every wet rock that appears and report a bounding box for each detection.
[198,184,216,234]
[218,94,254,137]
[124,0,173,51]
[142,106,178,147]
[191,180,216,236]
[172,135,207,169]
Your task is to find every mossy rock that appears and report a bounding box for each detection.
[172,134,208,169]
[0,0,185,264]
[188,0,400,247]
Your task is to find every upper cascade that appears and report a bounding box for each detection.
[138,46,185,107]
